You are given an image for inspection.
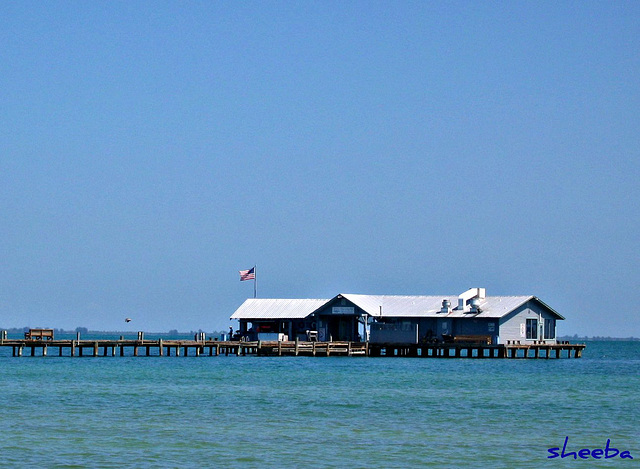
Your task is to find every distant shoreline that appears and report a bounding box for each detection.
[0,327,226,336]
[557,336,639,342]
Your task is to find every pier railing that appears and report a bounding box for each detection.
[0,335,585,359]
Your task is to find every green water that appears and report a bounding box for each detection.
[0,341,637,467]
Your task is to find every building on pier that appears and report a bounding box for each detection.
[230,288,564,345]
[230,298,330,341]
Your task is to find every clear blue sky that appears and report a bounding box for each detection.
[1,1,638,336]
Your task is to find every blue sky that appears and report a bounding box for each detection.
[1,1,638,336]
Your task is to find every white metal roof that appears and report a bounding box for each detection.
[230,298,329,320]
[338,294,563,319]
[339,294,451,317]
[230,294,564,321]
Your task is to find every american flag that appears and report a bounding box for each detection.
[239,267,255,281]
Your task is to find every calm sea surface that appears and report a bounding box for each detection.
[0,337,637,468]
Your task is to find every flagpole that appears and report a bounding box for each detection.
[254,264,257,298]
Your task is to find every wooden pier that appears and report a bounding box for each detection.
[368,341,584,359]
[0,336,585,359]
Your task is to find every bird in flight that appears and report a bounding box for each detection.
[125,318,132,323]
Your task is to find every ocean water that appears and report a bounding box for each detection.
[0,339,637,468]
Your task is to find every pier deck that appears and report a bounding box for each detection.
[0,338,585,359]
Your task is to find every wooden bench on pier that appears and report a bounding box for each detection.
[453,334,492,345]
[24,328,54,341]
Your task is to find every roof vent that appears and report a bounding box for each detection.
[440,299,451,314]
[470,297,482,313]
[458,288,486,311]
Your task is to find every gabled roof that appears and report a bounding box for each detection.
[336,294,564,320]
[230,298,329,320]
[336,294,448,317]
[230,293,565,321]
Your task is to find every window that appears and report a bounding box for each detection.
[544,319,555,339]
[526,318,538,340]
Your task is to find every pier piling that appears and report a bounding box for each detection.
[0,338,586,359]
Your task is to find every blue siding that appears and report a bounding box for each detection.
[453,317,498,343]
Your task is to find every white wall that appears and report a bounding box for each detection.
[499,300,558,344]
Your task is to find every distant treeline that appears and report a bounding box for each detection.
[559,335,638,341]
[1,327,88,334]
[1,327,228,337]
